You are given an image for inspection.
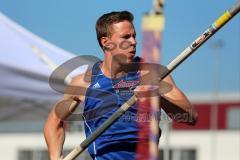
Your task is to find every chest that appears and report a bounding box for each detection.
[85,73,140,108]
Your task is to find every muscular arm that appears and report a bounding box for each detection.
[160,75,198,125]
[43,96,81,160]
[43,101,66,160]
[43,75,87,160]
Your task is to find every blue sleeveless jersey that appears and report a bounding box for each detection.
[83,58,141,159]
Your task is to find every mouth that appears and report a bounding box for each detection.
[129,50,136,55]
[128,51,135,59]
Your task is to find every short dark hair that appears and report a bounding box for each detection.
[95,11,134,48]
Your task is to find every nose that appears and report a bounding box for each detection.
[130,36,137,46]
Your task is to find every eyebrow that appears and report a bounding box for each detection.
[120,32,136,37]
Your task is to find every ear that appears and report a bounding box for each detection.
[100,37,109,49]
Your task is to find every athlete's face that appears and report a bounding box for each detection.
[106,20,137,64]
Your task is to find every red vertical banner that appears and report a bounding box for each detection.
[136,4,165,159]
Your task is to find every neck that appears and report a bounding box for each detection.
[101,54,126,79]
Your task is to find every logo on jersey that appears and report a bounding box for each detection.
[92,82,101,89]
[113,79,139,90]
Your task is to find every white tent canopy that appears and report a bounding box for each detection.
[0,12,88,127]
[0,12,89,101]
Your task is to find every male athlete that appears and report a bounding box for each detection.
[44,11,198,160]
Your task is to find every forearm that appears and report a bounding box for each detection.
[160,75,198,125]
[161,97,198,125]
[161,96,198,125]
[43,112,65,160]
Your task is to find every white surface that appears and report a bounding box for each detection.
[0,12,88,100]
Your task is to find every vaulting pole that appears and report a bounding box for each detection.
[63,2,240,160]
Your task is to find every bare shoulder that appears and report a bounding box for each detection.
[63,70,92,101]
[161,75,185,99]
[71,72,90,86]
[162,75,176,87]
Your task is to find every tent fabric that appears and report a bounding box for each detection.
[0,12,87,101]
[0,12,88,125]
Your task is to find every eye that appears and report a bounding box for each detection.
[122,34,131,39]
[121,34,136,39]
